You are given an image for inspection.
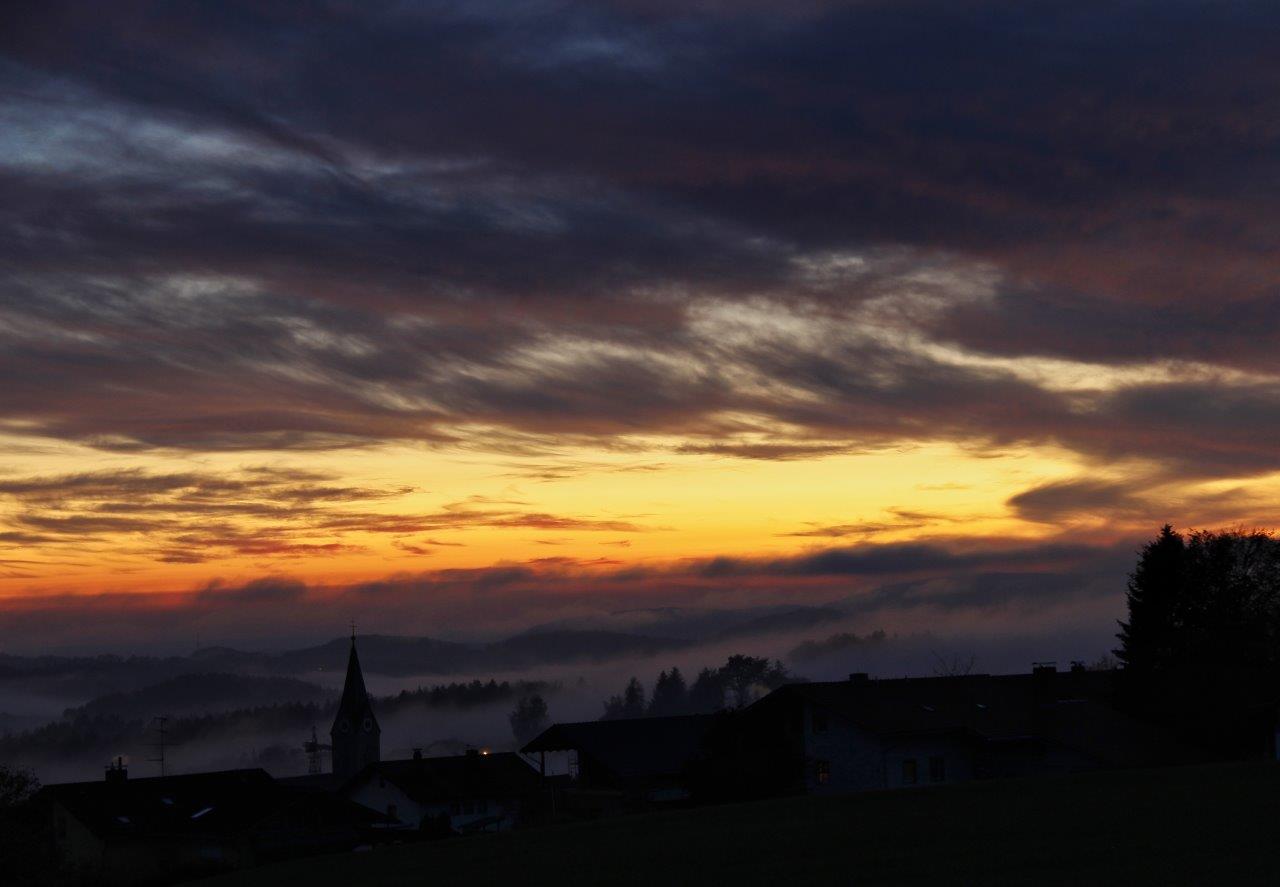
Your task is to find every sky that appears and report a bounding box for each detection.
[2,0,1280,653]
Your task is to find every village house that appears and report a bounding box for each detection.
[342,749,543,834]
[728,665,1202,794]
[521,714,720,813]
[35,764,379,885]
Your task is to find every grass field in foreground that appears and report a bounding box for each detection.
[194,763,1280,886]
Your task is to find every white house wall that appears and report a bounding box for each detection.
[345,772,518,832]
[801,705,974,792]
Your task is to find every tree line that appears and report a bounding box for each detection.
[1116,525,1280,756]
[600,655,795,720]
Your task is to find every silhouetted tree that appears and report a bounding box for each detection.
[1115,525,1280,757]
[601,677,647,720]
[720,655,791,708]
[0,765,51,884]
[509,694,549,745]
[601,693,625,720]
[1116,526,1280,673]
[648,668,689,716]
[1116,525,1190,672]
[601,656,800,718]
[621,677,646,718]
[688,667,727,712]
[0,764,38,808]
[931,651,976,677]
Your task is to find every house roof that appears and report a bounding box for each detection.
[765,674,1060,741]
[38,769,282,839]
[356,752,542,804]
[40,768,384,840]
[756,670,1198,767]
[521,714,719,780]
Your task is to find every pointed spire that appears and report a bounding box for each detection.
[330,627,380,777]
[332,629,378,733]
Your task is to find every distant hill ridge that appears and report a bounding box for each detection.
[0,605,850,687]
[0,628,693,683]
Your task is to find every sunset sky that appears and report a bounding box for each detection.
[3,1,1280,652]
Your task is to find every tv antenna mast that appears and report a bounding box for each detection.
[147,716,169,777]
[304,725,332,775]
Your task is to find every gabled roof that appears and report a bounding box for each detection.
[331,638,378,735]
[356,752,541,803]
[38,769,281,838]
[762,674,1062,741]
[521,714,719,779]
[754,670,1198,767]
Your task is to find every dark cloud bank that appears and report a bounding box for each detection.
[0,533,1134,655]
[4,1,1280,645]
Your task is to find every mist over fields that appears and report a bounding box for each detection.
[0,601,1117,783]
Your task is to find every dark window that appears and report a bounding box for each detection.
[387,803,398,820]
[464,801,474,815]
[902,759,918,785]
[812,710,829,733]
[929,756,946,783]
[450,802,461,815]
[478,800,489,814]
[815,760,831,784]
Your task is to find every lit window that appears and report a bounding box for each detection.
[816,760,831,785]
[901,759,918,785]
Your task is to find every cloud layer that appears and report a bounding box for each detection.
[4,1,1280,646]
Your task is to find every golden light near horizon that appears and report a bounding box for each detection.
[0,426,1102,600]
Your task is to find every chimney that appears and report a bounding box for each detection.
[412,748,423,761]
[1032,662,1057,703]
[848,673,869,684]
[105,756,128,784]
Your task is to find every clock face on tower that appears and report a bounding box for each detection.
[339,719,351,733]
[363,717,373,732]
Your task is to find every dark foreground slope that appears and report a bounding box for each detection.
[193,763,1280,887]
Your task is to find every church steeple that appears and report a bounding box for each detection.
[330,629,380,780]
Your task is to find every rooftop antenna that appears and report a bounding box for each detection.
[304,725,331,775]
[147,716,169,777]
[351,619,356,643]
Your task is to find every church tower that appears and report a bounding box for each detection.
[330,630,380,780]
